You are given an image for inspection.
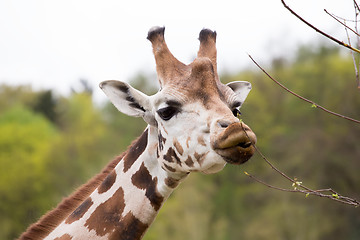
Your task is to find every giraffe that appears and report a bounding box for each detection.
[19,26,257,240]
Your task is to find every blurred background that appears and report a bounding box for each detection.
[1,0,359,239]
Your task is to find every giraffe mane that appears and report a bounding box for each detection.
[18,135,145,240]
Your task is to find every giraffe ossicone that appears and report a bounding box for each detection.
[19,26,257,240]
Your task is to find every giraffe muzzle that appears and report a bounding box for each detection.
[212,122,257,164]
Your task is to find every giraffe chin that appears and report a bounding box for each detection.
[215,146,255,165]
[201,162,227,174]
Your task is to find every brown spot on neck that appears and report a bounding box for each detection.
[54,234,73,240]
[131,163,152,190]
[108,212,148,240]
[163,147,181,166]
[123,129,148,172]
[131,163,164,211]
[165,177,180,188]
[85,187,126,237]
[65,197,93,224]
[98,170,117,194]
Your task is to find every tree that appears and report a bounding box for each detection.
[0,105,58,240]
[48,92,108,195]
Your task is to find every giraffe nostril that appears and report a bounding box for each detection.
[218,120,230,128]
[237,141,252,148]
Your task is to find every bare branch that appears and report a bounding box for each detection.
[324,9,360,37]
[248,54,360,124]
[281,0,360,54]
[354,0,360,12]
[344,20,360,86]
[244,171,360,207]
[244,171,298,193]
[240,125,360,207]
[355,1,360,89]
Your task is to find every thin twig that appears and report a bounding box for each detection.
[355,1,360,89]
[354,0,360,12]
[244,171,360,206]
[281,0,360,54]
[324,9,360,37]
[239,124,360,207]
[244,172,298,193]
[345,20,360,86]
[324,16,360,23]
[248,54,360,124]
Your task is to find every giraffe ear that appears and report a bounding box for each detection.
[226,81,252,107]
[100,80,155,124]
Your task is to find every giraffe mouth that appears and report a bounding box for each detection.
[215,145,256,164]
[212,122,257,164]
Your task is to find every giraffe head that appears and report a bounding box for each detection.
[100,27,256,175]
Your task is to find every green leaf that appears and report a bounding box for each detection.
[332,194,340,199]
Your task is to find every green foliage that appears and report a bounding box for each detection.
[48,93,109,194]
[0,105,58,239]
[32,90,57,123]
[1,45,359,239]
[0,85,37,114]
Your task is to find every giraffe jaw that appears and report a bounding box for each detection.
[202,162,227,174]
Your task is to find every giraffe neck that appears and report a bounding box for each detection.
[43,126,187,240]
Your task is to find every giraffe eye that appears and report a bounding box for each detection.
[232,108,241,117]
[157,106,179,121]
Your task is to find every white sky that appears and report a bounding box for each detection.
[0,0,355,102]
